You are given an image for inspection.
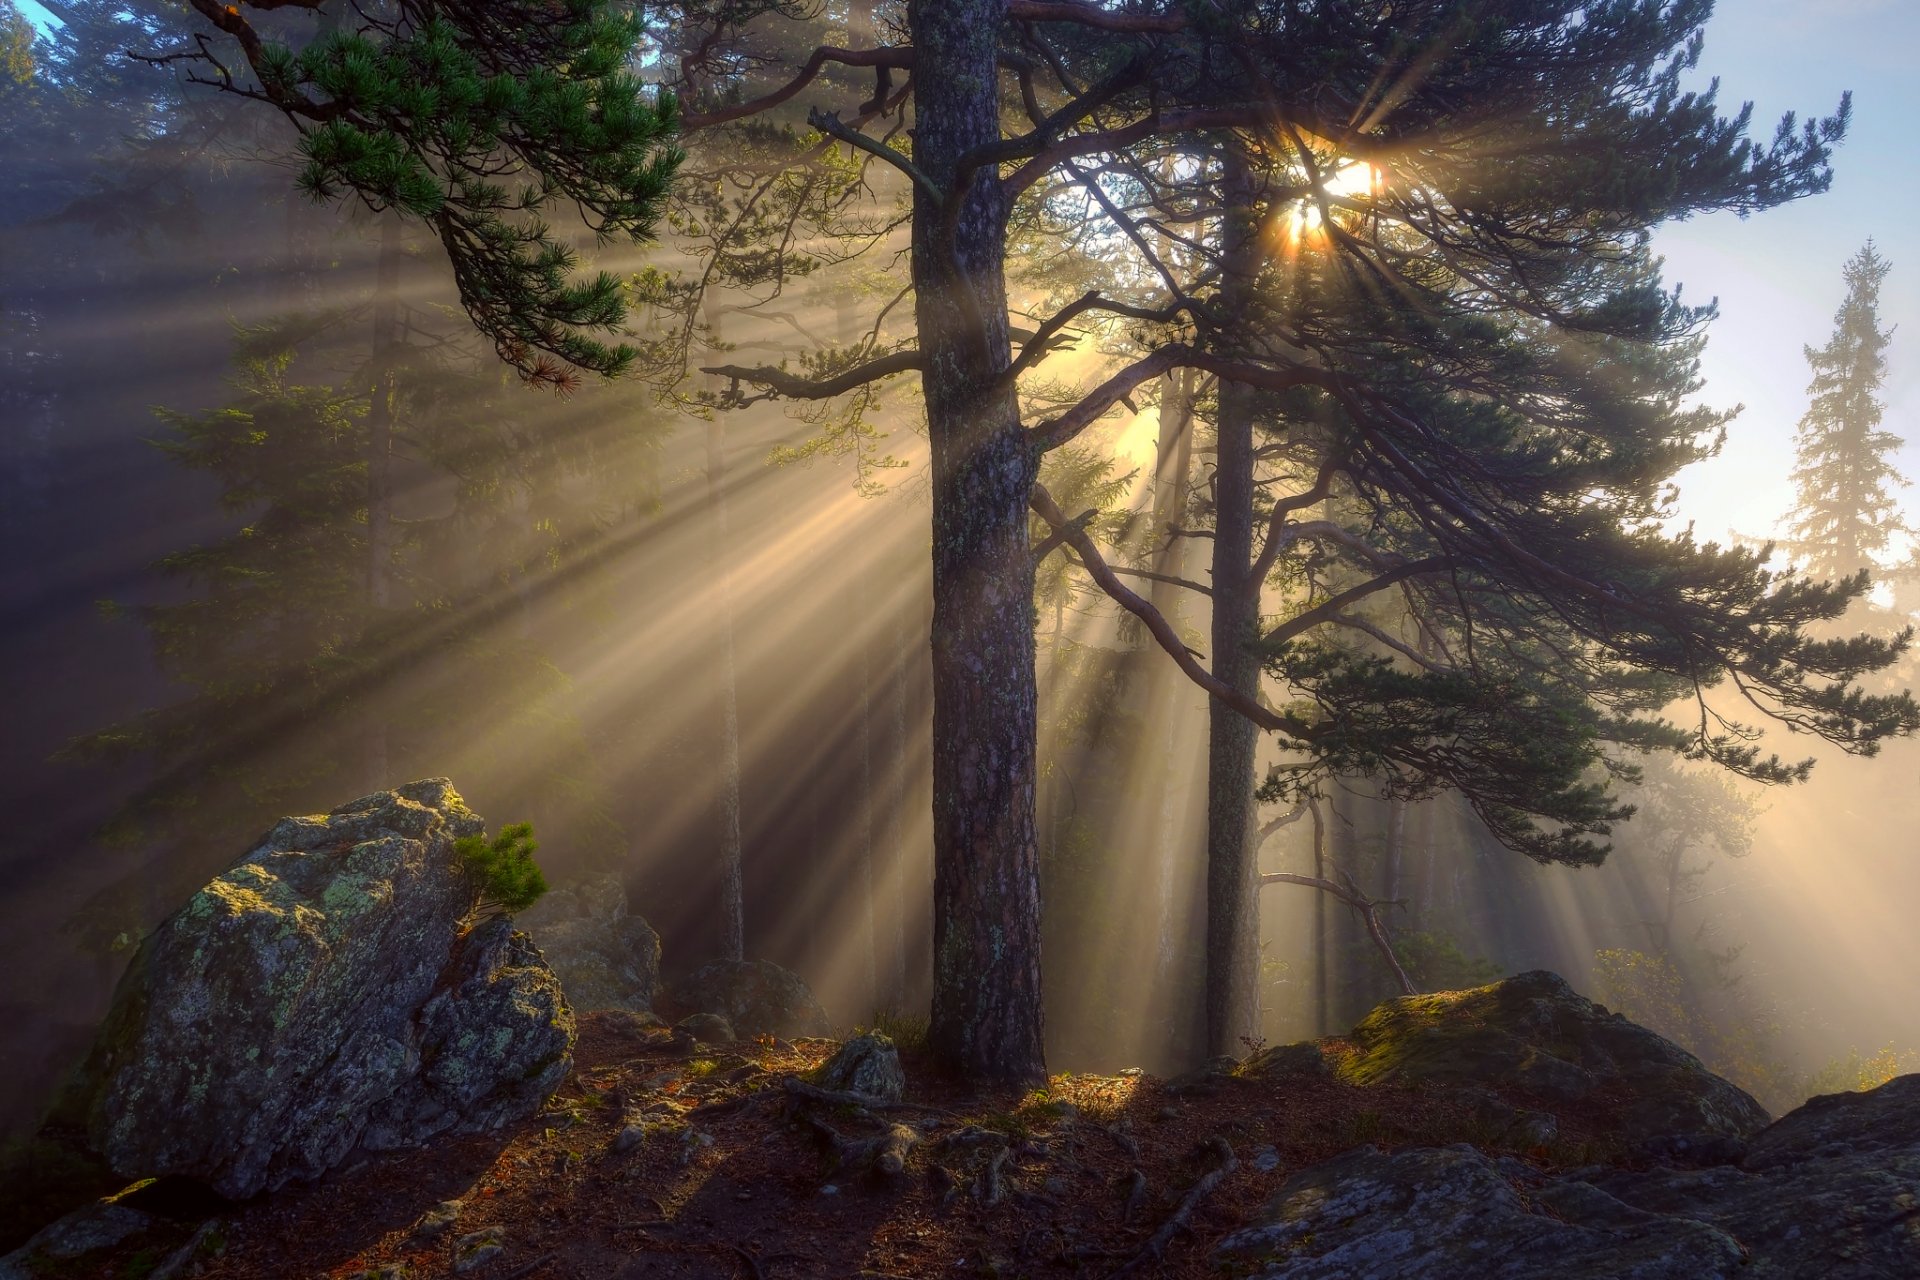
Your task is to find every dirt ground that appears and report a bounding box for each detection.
[35,1011,1648,1279]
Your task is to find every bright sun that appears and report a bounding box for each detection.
[1284,160,1378,244]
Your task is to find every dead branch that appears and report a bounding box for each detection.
[1260,872,1418,995]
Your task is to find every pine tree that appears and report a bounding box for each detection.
[649,0,1918,1081]
[1787,243,1906,584]
[148,0,683,388]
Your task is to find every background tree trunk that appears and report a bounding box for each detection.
[705,295,746,962]
[1203,151,1265,1059]
[362,213,401,793]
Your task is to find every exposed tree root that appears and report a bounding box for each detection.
[1108,1137,1238,1278]
[1118,1166,1148,1224]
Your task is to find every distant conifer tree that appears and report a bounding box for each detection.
[1787,243,1906,583]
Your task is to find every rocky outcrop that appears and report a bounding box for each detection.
[514,872,661,1013]
[65,780,574,1199]
[1216,1143,1745,1279]
[670,959,830,1039]
[1217,1072,1920,1279]
[1339,970,1769,1146]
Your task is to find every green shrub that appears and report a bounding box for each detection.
[456,822,547,916]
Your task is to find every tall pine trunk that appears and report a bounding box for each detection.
[911,0,1046,1084]
[1203,152,1265,1059]
[705,295,746,962]
[1149,370,1197,1004]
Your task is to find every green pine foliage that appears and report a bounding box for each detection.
[171,1,683,388]
[458,822,548,915]
[1787,243,1907,583]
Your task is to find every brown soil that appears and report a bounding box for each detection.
[35,1015,1651,1279]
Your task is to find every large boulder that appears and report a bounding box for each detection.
[1579,1073,1920,1278]
[514,872,661,1013]
[670,959,830,1039]
[63,780,574,1199]
[1339,970,1769,1146]
[1219,1075,1920,1278]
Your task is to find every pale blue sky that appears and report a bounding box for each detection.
[1650,0,1920,546]
[18,1,1915,545]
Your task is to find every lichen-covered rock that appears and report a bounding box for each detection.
[66,780,574,1199]
[515,873,662,1013]
[1215,1144,1745,1279]
[670,959,830,1038]
[1340,970,1769,1145]
[815,1032,905,1102]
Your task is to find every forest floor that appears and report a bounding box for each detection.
[30,1011,1651,1279]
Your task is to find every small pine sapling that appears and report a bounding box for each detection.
[457,822,548,917]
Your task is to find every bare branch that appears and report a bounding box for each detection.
[680,46,914,132]
[1261,871,1417,995]
[1031,484,1316,738]
[702,349,924,404]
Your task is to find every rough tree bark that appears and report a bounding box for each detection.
[913,0,1047,1083]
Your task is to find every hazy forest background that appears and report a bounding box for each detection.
[4,0,1920,1141]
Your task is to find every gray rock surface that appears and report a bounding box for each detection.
[515,872,662,1013]
[1216,1144,1744,1279]
[675,1012,737,1044]
[1341,970,1769,1146]
[0,1200,157,1280]
[814,1032,906,1102]
[1218,1073,1920,1278]
[670,959,830,1038]
[66,780,574,1198]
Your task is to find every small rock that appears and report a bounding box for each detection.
[452,1227,504,1274]
[813,1032,907,1102]
[412,1200,463,1240]
[676,1012,737,1044]
[0,1200,154,1277]
[1251,1144,1281,1173]
[820,1183,840,1196]
[612,1122,646,1154]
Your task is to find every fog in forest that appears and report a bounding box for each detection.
[4,0,1920,1154]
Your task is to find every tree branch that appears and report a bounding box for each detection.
[1031,484,1315,737]
[680,46,914,131]
[702,349,924,404]
[1007,1,1189,34]
[1261,871,1417,995]
[1262,558,1449,647]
